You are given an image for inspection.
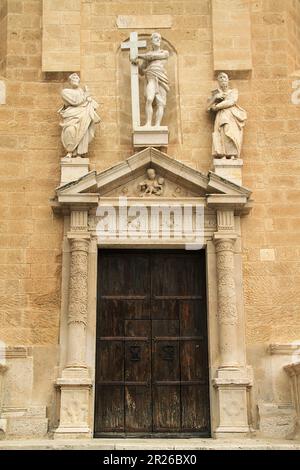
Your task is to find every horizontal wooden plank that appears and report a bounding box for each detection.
[97,381,149,386]
[98,336,149,341]
[153,336,204,341]
[100,295,148,300]
[153,296,203,300]
[153,380,206,385]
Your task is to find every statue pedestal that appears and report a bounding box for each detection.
[60,157,90,186]
[213,158,243,186]
[133,126,168,148]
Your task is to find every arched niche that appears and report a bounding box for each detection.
[117,34,182,147]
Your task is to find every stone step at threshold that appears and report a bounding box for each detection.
[0,438,299,450]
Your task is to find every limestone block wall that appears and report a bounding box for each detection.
[1,0,42,81]
[42,0,81,72]
[286,0,300,74]
[211,0,252,76]
[0,0,7,77]
[0,0,299,437]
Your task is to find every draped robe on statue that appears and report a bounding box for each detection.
[142,53,170,107]
[212,88,247,158]
[59,87,100,156]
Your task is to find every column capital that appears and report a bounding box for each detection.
[68,236,90,253]
[213,233,237,250]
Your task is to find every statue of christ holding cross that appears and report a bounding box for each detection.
[122,32,169,129]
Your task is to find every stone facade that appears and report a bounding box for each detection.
[0,0,300,441]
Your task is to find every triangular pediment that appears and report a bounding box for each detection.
[56,147,250,197]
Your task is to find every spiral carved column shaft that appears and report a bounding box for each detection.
[215,237,239,368]
[67,237,90,368]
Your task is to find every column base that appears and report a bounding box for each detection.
[214,426,252,438]
[133,126,168,148]
[54,367,92,440]
[213,367,252,437]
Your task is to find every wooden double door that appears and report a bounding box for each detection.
[94,250,210,436]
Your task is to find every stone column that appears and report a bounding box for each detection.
[54,210,92,439]
[0,363,8,438]
[213,210,251,437]
[66,237,89,368]
[284,362,300,439]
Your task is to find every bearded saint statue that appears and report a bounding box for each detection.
[207,72,247,159]
[58,73,100,158]
[131,32,169,127]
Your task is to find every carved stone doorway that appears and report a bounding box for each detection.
[52,147,253,439]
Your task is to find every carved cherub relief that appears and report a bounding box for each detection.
[139,168,165,197]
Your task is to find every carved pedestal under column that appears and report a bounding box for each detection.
[213,211,251,437]
[55,214,92,439]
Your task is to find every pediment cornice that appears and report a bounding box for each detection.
[52,147,252,215]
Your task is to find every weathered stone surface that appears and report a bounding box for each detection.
[0,0,300,443]
[212,0,252,75]
[0,81,6,105]
[42,0,81,72]
[0,437,300,450]
[117,15,172,29]
[258,403,297,439]
[59,74,100,158]
[6,415,48,438]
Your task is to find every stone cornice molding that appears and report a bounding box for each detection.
[269,343,300,356]
[0,346,29,359]
[51,148,253,217]
[207,171,251,196]
[213,377,252,387]
[57,171,98,195]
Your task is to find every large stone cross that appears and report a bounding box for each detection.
[121,32,147,128]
